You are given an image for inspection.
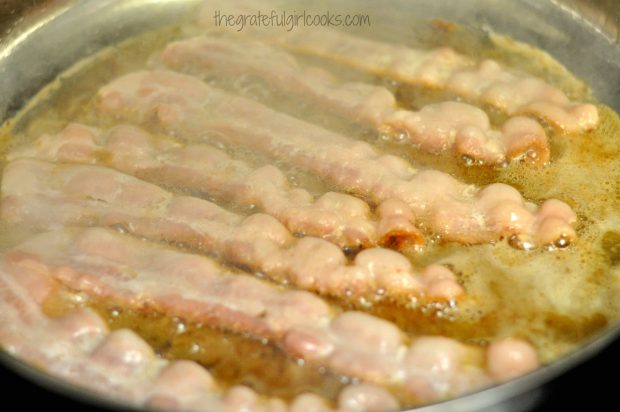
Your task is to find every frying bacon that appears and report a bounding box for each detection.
[2,227,538,403]
[160,35,549,165]
[97,70,577,248]
[1,159,461,302]
[8,123,423,250]
[196,2,597,134]
[0,252,394,412]
[272,29,599,133]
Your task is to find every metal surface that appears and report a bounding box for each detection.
[0,1,619,411]
[0,0,203,120]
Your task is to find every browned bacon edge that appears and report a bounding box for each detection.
[96,70,578,249]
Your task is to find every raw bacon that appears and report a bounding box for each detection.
[2,228,538,404]
[161,35,549,164]
[9,123,423,249]
[197,3,597,133]
[0,253,393,412]
[97,70,577,248]
[1,159,461,302]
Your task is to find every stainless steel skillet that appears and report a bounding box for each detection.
[0,1,618,411]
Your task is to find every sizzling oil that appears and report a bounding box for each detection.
[41,288,346,402]
[1,7,620,405]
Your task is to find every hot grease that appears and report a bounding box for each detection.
[1,12,619,407]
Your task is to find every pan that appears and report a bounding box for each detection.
[0,1,618,411]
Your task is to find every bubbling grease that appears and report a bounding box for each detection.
[1,12,619,408]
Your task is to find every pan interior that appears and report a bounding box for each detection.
[0,1,619,411]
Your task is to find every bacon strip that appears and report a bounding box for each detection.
[160,35,549,165]
[3,227,538,403]
[196,1,597,134]
[275,29,599,133]
[8,123,423,250]
[0,249,393,412]
[97,70,577,248]
[1,158,461,302]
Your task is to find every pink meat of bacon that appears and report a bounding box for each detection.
[160,35,549,165]
[0,249,398,411]
[1,227,539,405]
[97,70,577,249]
[1,158,462,302]
[8,122,424,250]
